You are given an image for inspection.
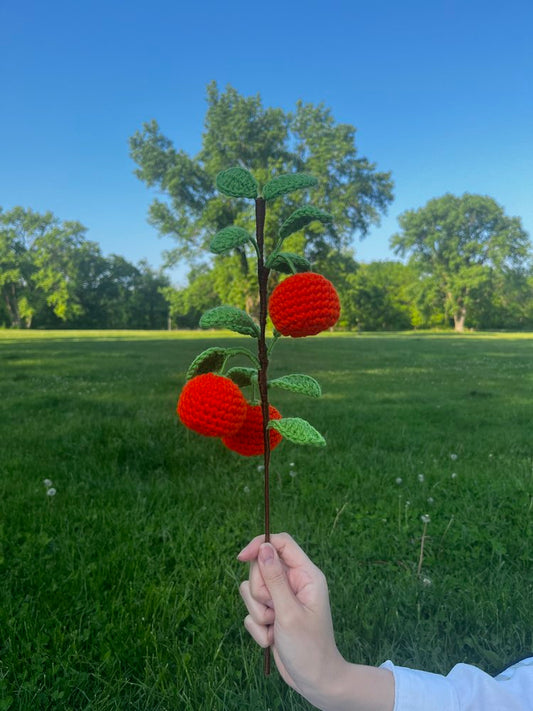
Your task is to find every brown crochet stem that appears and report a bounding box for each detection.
[255,196,271,676]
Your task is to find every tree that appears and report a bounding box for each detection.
[341,261,416,330]
[71,255,170,329]
[129,82,393,312]
[0,207,88,327]
[391,194,531,331]
[162,265,220,329]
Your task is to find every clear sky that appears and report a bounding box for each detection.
[1,0,532,285]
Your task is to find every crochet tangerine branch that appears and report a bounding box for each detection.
[175,165,341,680]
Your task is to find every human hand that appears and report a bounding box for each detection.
[237,532,346,708]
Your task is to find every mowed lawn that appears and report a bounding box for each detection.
[0,331,532,710]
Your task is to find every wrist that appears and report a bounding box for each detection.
[313,660,395,711]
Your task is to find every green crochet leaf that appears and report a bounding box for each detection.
[216,167,258,199]
[200,306,260,338]
[266,252,311,274]
[263,173,318,201]
[269,374,322,398]
[186,347,228,380]
[226,366,258,387]
[210,226,253,254]
[279,206,333,240]
[268,417,326,447]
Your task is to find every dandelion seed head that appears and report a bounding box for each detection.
[422,576,432,587]
[451,472,458,479]
[450,453,458,461]
[395,477,403,485]
[289,470,297,478]
[243,486,250,494]
[47,488,57,497]
[421,514,431,524]
[289,462,295,468]
[417,474,425,483]
[427,497,434,505]
[43,479,53,488]
[257,464,265,472]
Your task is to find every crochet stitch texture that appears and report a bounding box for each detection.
[177,373,247,437]
[222,404,282,456]
[268,272,341,337]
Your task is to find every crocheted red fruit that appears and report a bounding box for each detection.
[177,373,247,437]
[268,272,340,337]
[222,404,283,457]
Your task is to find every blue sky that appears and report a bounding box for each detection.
[1,0,532,285]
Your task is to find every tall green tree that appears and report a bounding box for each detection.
[0,207,87,327]
[129,82,393,311]
[391,194,531,331]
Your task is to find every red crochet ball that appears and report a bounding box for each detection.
[222,404,283,457]
[177,373,247,437]
[268,272,340,337]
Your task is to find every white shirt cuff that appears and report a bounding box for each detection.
[381,660,459,711]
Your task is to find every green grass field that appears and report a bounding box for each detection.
[1,331,532,710]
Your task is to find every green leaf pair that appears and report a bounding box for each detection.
[216,167,319,202]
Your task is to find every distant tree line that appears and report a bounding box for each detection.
[1,202,532,331]
[0,207,169,329]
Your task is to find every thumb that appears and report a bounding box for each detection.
[258,543,297,617]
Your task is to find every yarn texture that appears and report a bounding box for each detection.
[266,251,311,274]
[263,173,317,201]
[279,206,332,240]
[222,404,282,456]
[210,226,252,254]
[268,417,326,447]
[268,272,341,337]
[177,373,247,437]
[200,306,260,338]
[216,167,258,199]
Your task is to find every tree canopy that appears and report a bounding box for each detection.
[391,194,531,331]
[129,82,394,306]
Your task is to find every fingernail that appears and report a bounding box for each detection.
[259,543,275,563]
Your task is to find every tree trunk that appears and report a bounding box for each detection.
[454,307,466,332]
[4,285,21,328]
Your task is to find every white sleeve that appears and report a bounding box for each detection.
[381,657,533,711]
